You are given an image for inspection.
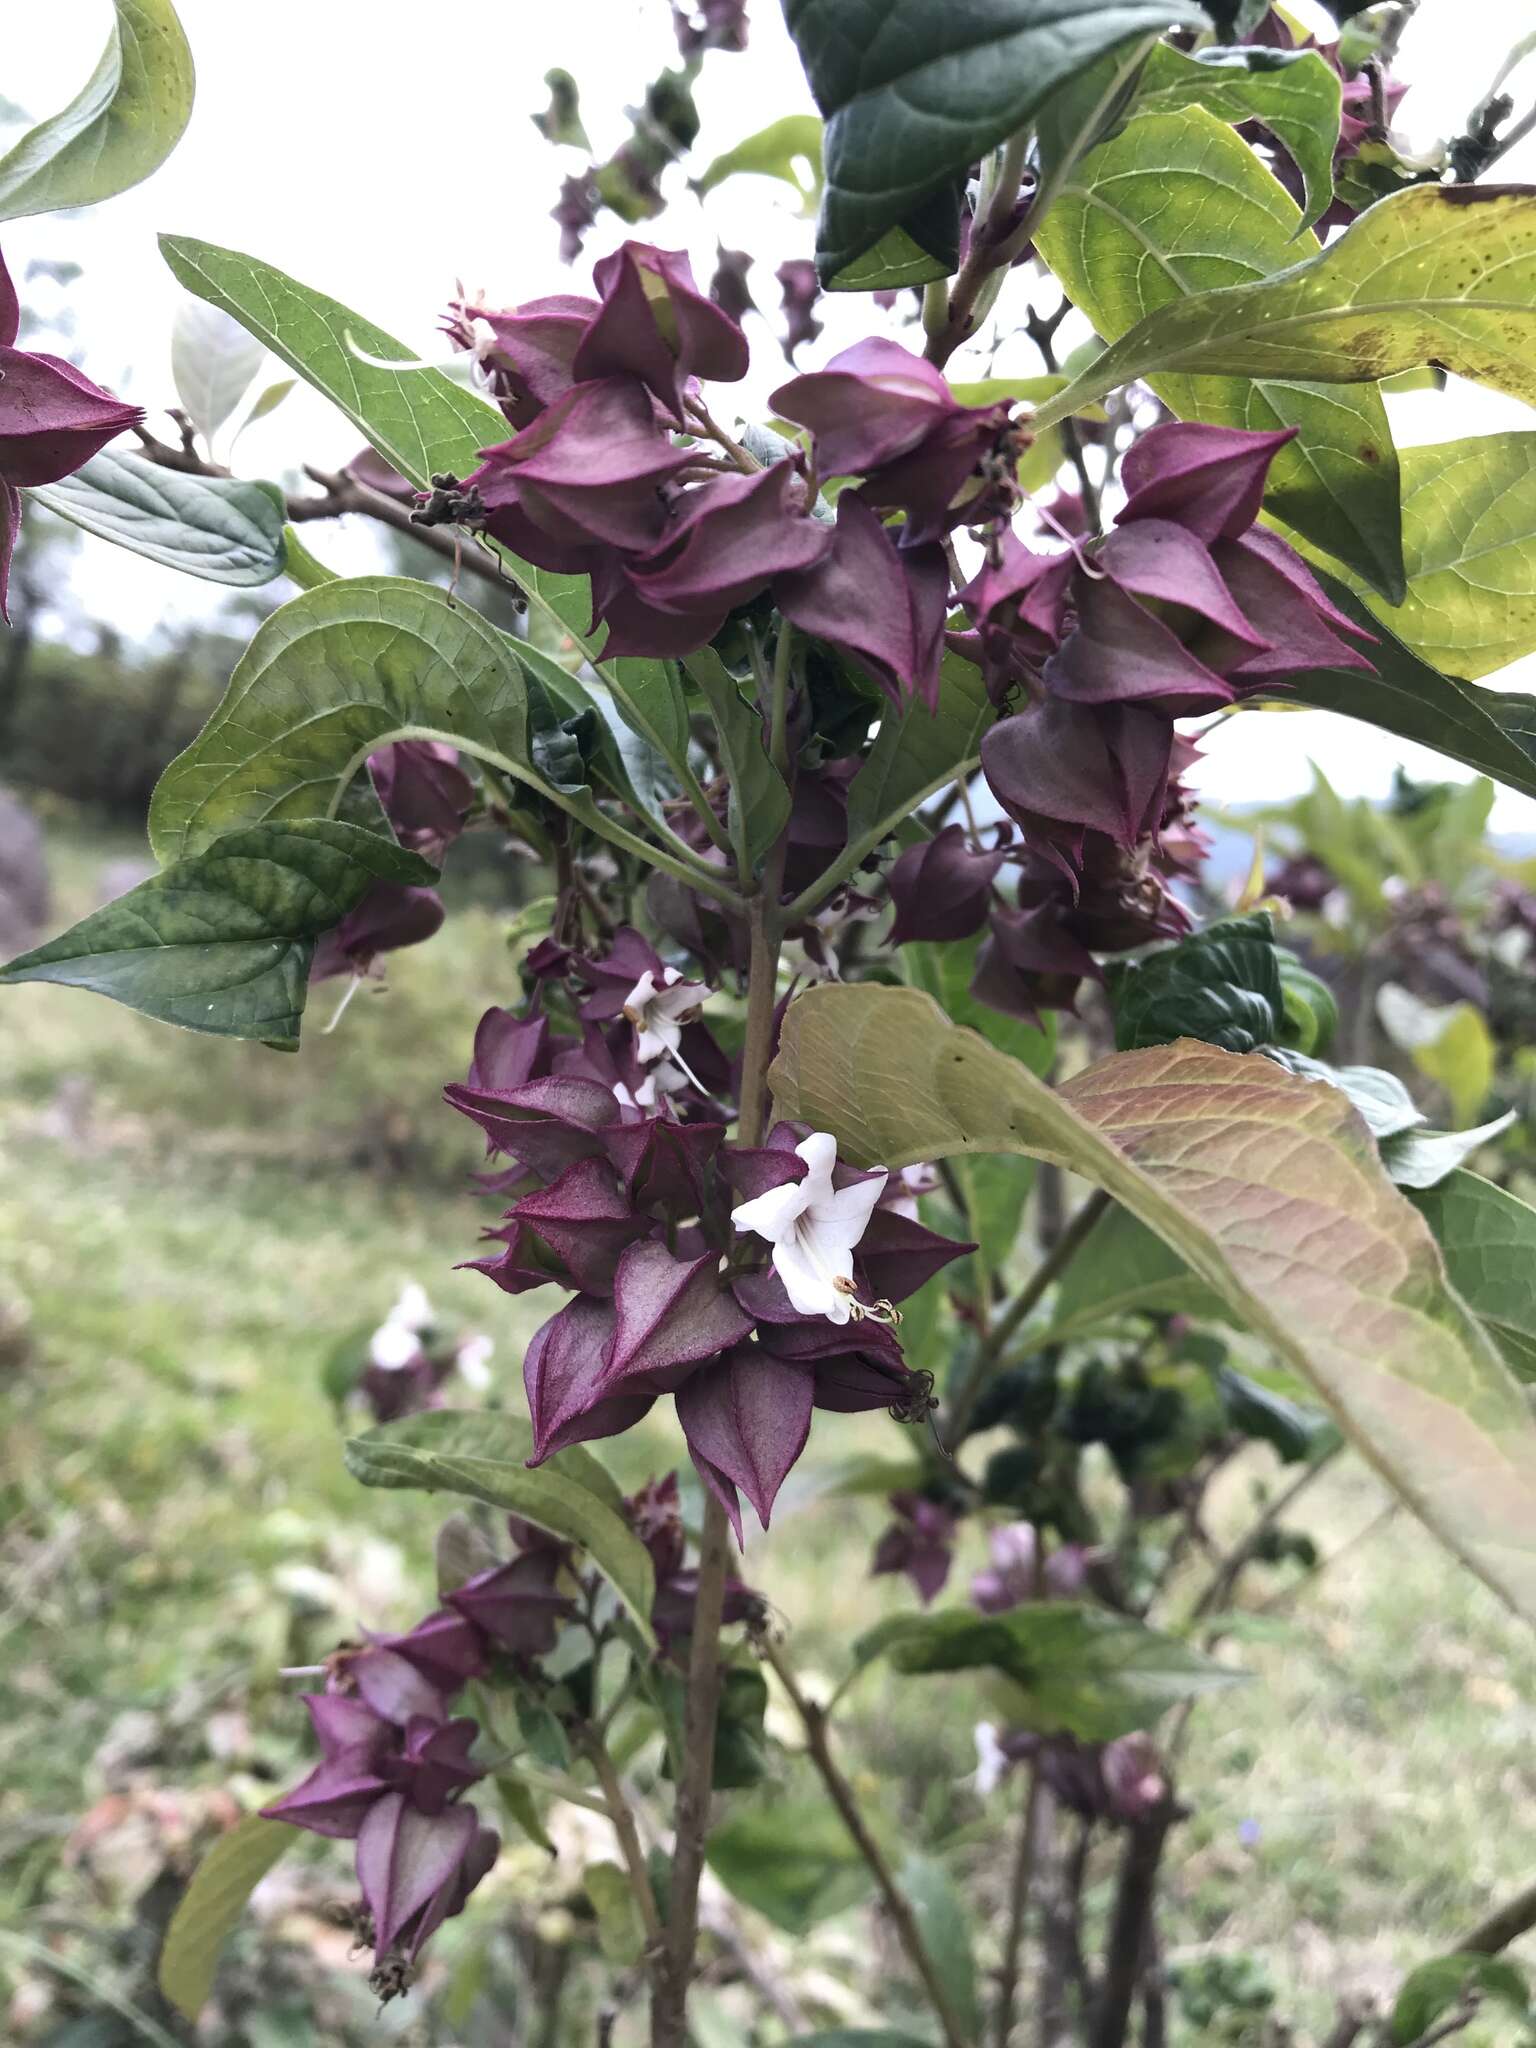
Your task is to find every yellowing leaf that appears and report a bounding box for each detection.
[771,986,1536,1622]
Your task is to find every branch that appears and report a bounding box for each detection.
[580,1731,665,1955]
[1088,1802,1182,2048]
[1188,1445,1342,1625]
[1456,1873,1536,1956]
[757,1633,972,2048]
[994,1767,1045,2048]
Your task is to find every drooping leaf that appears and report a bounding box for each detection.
[706,1799,876,1933]
[853,1602,1241,1739]
[0,820,435,1049]
[684,646,791,871]
[1389,1955,1528,2045]
[343,1411,656,1645]
[496,1774,556,1856]
[1033,184,1536,431]
[1325,436,1536,681]
[1279,580,1536,805]
[521,641,674,831]
[838,652,994,885]
[693,114,824,209]
[897,1856,979,2041]
[771,986,1536,1621]
[148,577,524,863]
[171,300,267,447]
[783,0,1208,283]
[28,452,286,589]
[1133,42,1342,230]
[1033,107,1403,597]
[1108,914,1285,1056]
[1411,1172,1536,1381]
[157,1817,291,2020]
[0,1,193,223]
[824,184,964,292]
[1380,1114,1517,1191]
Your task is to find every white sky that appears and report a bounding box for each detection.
[10,0,1536,829]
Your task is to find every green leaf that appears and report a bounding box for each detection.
[157,235,684,757]
[784,0,1208,283]
[279,524,338,591]
[343,1410,656,1645]
[1274,951,1339,1057]
[706,1799,875,1934]
[693,113,823,208]
[584,1863,647,1966]
[684,648,790,872]
[770,986,1536,1622]
[897,1856,979,2040]
[0,819,434,1048]
[517,641,672,830]
[157,1816,291,2021]
[1050,1202,1228,1342]
[825,185,962,292]
[171,300,267,447]
[1323,435,1536,681]
[1377,986,1495,1128]
[854,1602,1241,1739]
[1134,43,1342,231]
[1218,1366,1331,1463]
[496,1775,556,1856]
[27,452,286,588]
[782,2036,934,2048]
[1381,1114,1517,1191]
[1281,584,1536,805]
[843,651,994,866]
[147,576,524,863]
[1033,107,1403,598]
[158,234,504,495]
[1410,1172,1536,1381]
[1109,914,1285,1056]
[656,1663,771,1790]
[0,1,193,222]
[1034,184,1536,432]
[1390,1955,1528,2045]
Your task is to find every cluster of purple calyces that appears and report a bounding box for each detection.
[263,1475,756,1995]
[444,926,973,1538]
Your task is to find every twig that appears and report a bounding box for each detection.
[1188,1446,1342,1624]
[1456,1873,1536,1955]
[580,1731,665,1952]
[1088,1804,1181,2048]
[1253,1498,1398,1621]
[949,1189,1111,1440]
[1399,1995,1483,2048]
[683,395,761,476]
[1023,302,1101,534]
[758,1633,972,2048]
[1318,1996,1375,2048]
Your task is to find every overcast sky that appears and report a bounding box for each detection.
[10,1,1536,827]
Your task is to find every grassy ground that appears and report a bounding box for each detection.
[3,813,1535,2046]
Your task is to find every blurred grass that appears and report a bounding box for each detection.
[3,811,1536,2044]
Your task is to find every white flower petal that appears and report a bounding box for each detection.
[368,1322,422,1371]
[731,1180,810,1243]
[794,1131,840,1202]
[821,1170,888,1250]
[773,1232,852,1322]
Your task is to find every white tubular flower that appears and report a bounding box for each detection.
[730,1131,887,1325]
[368,1320,422,1371]
[972,1722,1011,1798]
[621,967,708,1065]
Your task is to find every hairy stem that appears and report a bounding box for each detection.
[950,1188,1111,1440]
[582,1732,665,1953]
[759,1635,972,2048]
[650,1494,733,2047]
[650,891,784,2045]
